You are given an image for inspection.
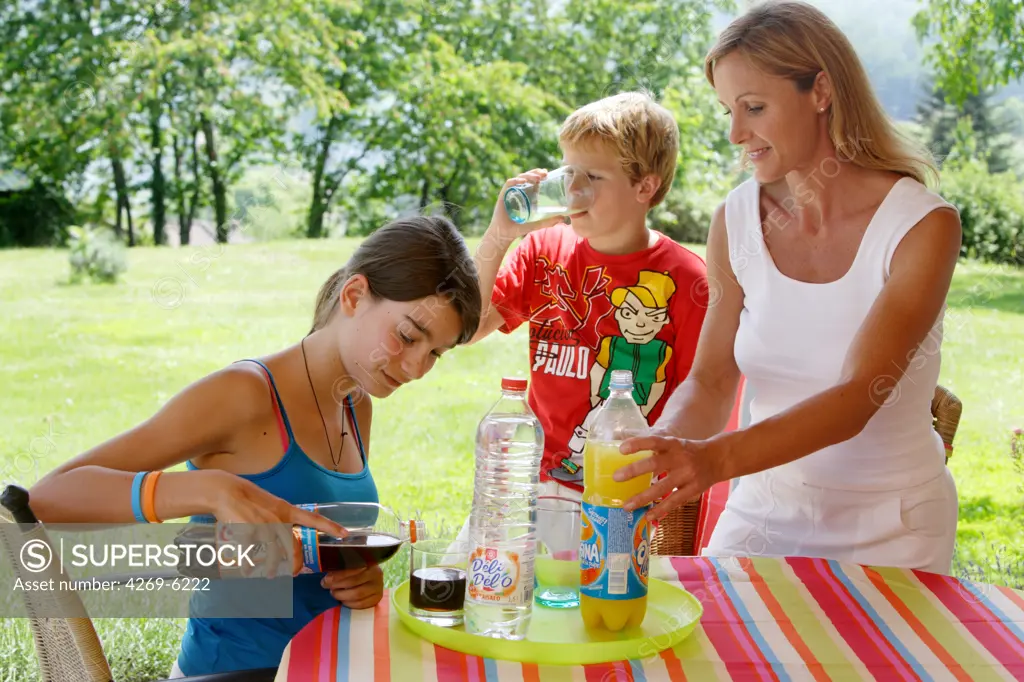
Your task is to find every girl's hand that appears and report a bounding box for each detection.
[614,435,729,521]
[206,471,348,578]
[321,565,384,610]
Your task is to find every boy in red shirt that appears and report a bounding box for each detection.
[470,91,709,499]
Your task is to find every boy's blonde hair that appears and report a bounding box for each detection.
[558,91,680,208]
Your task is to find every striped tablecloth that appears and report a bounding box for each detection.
[275,556,1024,681]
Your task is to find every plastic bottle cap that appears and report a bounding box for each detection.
[501,377,528,392]
[609,369,633,390]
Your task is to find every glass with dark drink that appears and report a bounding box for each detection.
[409,539,468,627]
[294,502,418,575]
[314,531,403,571]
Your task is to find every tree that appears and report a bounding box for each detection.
[156,0,356,243]
[1,0,358,246]
[0,0,144,243]
[316,0,730,236]
[916,78,1017,173]
[296,0,414,239]
[913,0,1024,106]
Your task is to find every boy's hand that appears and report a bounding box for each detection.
[487,169,565,244]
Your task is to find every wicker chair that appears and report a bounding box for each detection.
[649,384,963,557]
[0,485,277,682]
[932,385,963,463]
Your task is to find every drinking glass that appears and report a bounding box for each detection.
[503,166,594,224]
[534,496,582,609]
[408,539,469,627]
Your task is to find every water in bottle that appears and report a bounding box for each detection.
[464,377,544,640]
[579,370,654,632]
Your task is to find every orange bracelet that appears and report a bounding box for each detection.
[142,471,163,523]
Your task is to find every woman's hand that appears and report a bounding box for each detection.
[614,435,730,521]
[206,471,348,578]
[322,565,385,610]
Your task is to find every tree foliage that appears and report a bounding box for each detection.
[1,0,737,244]
[913,0,1024,106]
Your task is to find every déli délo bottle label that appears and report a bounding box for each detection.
[468,546,534,605]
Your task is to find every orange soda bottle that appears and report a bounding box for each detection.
[579,370,654,632]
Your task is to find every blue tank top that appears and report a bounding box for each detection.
[176,359,378,676]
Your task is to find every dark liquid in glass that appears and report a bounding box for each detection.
[316,532,401,571]
[410,567,467,612]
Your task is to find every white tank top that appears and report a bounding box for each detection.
[726,176,957,491]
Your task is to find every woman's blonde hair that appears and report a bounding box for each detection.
[705,0,939,187]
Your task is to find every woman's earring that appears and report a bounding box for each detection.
[818,107,826,113]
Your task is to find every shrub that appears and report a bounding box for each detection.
[648,185,722,246]
[68,225,128,284]
[940,159,1024,266]
[0,180,75,247]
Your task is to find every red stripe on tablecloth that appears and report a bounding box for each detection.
[659,647,688,681]
[311,611,325,681]
[671,557,778,681]
[434,644,464,679]
[471,654,487,681]
[325,608,340,682]
[584,662,617,681]
[863,567,972,682]
[917,571,1024,677]
[740,558,829,682]
[789,558,918,681]
[374,590,391,682]
[288,611,323,680]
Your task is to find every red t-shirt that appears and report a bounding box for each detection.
[492,225,709,488]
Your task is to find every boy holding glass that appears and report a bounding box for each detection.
[469,91,709,504]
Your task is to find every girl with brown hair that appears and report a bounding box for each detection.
[28,215,482,676]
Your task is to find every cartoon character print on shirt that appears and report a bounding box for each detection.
[565,270,677,461]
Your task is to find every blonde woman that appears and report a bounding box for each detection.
[615,0,961,574]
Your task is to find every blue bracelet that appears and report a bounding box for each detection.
[131,472,150,524]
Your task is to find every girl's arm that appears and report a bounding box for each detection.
[28,364,344,538]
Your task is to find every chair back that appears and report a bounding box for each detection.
[649,497,701,557]
[932,385,962,462]
[1,485,113,682]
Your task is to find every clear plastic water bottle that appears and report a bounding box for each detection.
[464,377,544,640]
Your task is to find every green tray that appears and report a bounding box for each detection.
[393,559,703,665]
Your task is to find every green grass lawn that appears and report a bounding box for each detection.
[1,241,1022,681]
